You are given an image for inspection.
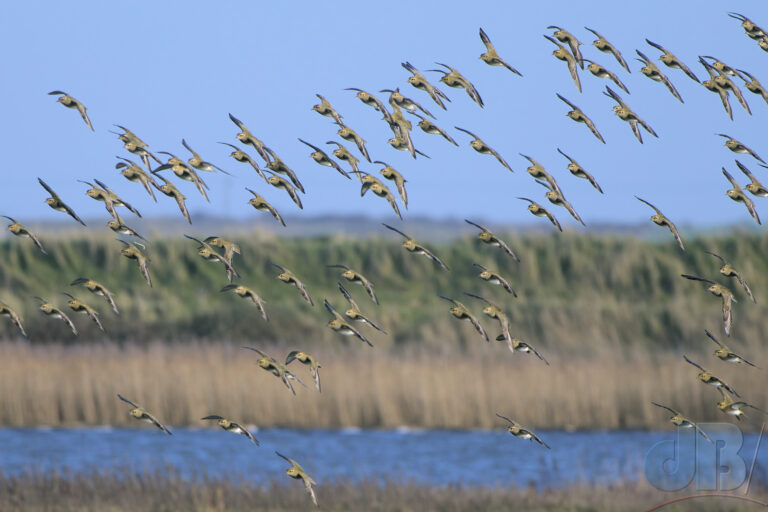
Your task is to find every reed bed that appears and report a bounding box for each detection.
[1,231,768,351]
[1,467,764,511]
[0,341,764,430]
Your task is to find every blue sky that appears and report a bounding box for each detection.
[1,1,766,230]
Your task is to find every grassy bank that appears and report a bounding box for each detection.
[1,231,767,353]
[1,468,765,511]
[0,342,764,430]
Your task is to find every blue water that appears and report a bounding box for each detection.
[0,427,765,488]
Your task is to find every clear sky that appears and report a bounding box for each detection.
[1,1,766,230]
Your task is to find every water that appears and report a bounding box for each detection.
[0,427,765,488]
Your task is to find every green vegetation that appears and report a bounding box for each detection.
[1,468,764,511]
[1,230,767,353]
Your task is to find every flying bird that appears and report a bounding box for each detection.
[2,216,46,254]
[706,249,755,303]
[454,127,513,172]
[464,219,519,261]
[70,277,119,315]
[201,415,259,445]
[118,394,172,435]
[517,198,562,232]
[722,168,760,225]
[681,274,737,336]
[270,262,314,306]
[645,39,699,82]
[704,329,758,367]
[585,27,630,73]
[478,27,522,76]
[651,402,712,443]
[37,178,86,226]
[285,351,322,392]
[438,295,489,342]
[636,50,683,103]
[496,413,550,448]
[48,91,93,130]
[246,188,285,227]
[544,35,581,92]
[275,452,318,507]
[635,197,684,250]
[556,148,603,193]
[382,223,449,270]
[556,94,605,143]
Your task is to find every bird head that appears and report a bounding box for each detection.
[129,408,143,419]
[479,270,492,280]
[45,197,56,207]
[341,269,355,280]
[477,231,492,242]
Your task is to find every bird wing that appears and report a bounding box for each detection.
[543,207,563,232]
[704,329,724,347]
[302,474,318,506]
[566,55,582,92]
[705,250,727,265]
[76,102,94,131]
[242,346,270,359]
[583,114,606,144]
[324,299,343,320]
[528,430,551,449]
[495,274,518,297]
[479,27,494,51]
[138,258,152,288]
[467,312,489,341]
[337,283,360,311]
[453,126,480,140]
[722,295,734,336]
[692,422,714,444]
[556,93,578,111]
[181,138,202,159]
[488,146,513,172]
[26,229,48,255]
[735,274,755,303]
[297,281,314,306]
[651,402,680,415]
[173,193,192,224]
[361,278,379,305]
[683,355,707,372]
[147,412,172,435]
[666,220,685,251]
[495,412,514,424]
[417,244,449,270]
[234,423,259,445]
[635,196,663,216]
[37,178,61,200]
[464,292,491,305]
[118,393,140,409]
[681,274,715,285]
[382,223,410,240]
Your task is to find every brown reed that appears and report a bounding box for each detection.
[0,341,764,430]
[0,466,764,512]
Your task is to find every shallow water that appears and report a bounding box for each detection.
[1,427,765,488]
